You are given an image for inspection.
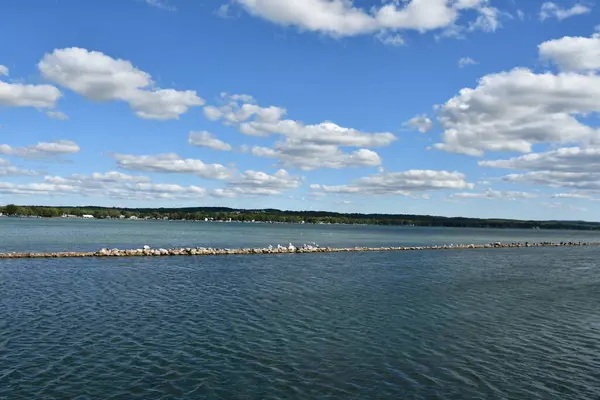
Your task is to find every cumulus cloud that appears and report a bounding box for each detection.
[0,80,61,108]
[310,169,473,196]
[206,93,395,170]
[38,48,204,120]
[252,142,381,171]
[479,146,600,193]
[0,182,78,197]
[539,2,591,21]
[0,63,62,108]
[47,171,151,185]
[433,33,600,156]
[458,56,478,68]
[450,189,537,200]
[0,172,208,200]
[479,147,600,173]
[208,94,394,146]
[228,0,500,39]
[0,167,302,200]
[188,131,232,151]
[46,110,69,120]
[434,68,600,156]
[0,158,40,177]
[503,171,600,192]
[0,140,80,159]
[404,114,433,133]
[216,169,303,196]
[112,153,232,180]
[539,34,600,72]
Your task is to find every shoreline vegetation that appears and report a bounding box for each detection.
[1,241,598,259]
[1,204,600,231]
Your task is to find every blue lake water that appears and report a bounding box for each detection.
[1,219,600,399]
[4,217,600,253]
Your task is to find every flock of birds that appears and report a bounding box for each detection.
[143,243,320,252]
[268,242,320,251]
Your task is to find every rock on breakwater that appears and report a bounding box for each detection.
[0,241,599,259]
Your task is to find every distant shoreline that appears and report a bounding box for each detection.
[1,214,598,232]
[1,204,599,231]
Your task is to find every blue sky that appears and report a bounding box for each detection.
[1,0,600,220]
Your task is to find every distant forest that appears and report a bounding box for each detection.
[2,204,600,231]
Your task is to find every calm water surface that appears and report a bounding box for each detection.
[4,218,600,252]
[1,220,600,399]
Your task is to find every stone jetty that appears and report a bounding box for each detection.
[0,241,599,259]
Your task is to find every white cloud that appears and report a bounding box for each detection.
[376,32,405,46]
[0,158,40,177]
[229,0,500,39]
[0,80,61,108]
[112,153,233,179]
[217,169,303,196]
[404,114,433,133]
[0,140,80,159]
[46,110,69,120]
[540,2,591,21]
[479,147,600,173]
[188,131,232,151]
[47,171,151,185]
[435,33,600,160]
[208,94,395,146]
[551,193,592,199]
[479,146,600,192]
[38,47,204,120]
[458,56,478,68]
[468,5,500,32]
[0,167,302,200]
[503,170,600,191]
[207,93,395,170]
[252,142,381,170]
[144,0,176,11]
[0,65,8,76]
[539,34,600,72]
[450,189,537,200]
[311,169,473,195]
[0,182,78,196]
[0,172,209,200]
[434,68,600,156]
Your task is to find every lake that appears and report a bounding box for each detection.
[1,219,600,399]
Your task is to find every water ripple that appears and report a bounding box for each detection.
[2,247,600,399]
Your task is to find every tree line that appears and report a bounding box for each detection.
[2,204,599,230]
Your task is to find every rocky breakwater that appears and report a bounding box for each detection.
[0,241,599,259]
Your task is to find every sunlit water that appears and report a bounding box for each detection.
[1,219,600,399]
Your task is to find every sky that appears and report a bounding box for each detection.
[1,0,600,220]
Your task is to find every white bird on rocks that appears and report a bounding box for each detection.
[268,245,273,250]
[288,242,296,251]
[143,245,150,250]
